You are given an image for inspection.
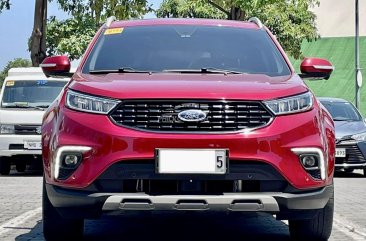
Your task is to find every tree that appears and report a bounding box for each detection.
[30,0,47,67]
[0,0,10,13]
[2,0,153,63]
[56,0,152,25]
[46,16,96,60]
[45,0,153,60]
[0,58,32,87]
[157,0,319,59]
[156,0,226,19]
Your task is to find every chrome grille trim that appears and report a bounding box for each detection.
[109,100,274,133]
[14,125,41,135]
[336,142,366,164]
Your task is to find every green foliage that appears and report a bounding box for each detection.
[291,37,366,115]
[157,0,319,59]
[2,0,154,62]
[46,0,153,60]
[0,0,10,13]
[157,0,225,19]
[46,16,96,60]
[55,0,152,25]
[0,58,32,86]
[248,1,319,59]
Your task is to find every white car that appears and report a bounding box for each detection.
[0,67,69,175]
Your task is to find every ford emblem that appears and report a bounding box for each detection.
[36,126,42,134]
[178,109,207,122]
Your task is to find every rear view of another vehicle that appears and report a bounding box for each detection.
[319,97,366,176]
[0,68,68,175]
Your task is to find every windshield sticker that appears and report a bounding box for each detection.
[6,81,14,86]
[104,28,124,35]
[37,80,48,85]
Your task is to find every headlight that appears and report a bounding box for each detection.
[264,92,313,115]
[0,124,15,134]
[66,90,120,114]
[351,132,366,141]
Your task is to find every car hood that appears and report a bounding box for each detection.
[334,120,366,139]
[68,73,307,100]
[0,109,44,125]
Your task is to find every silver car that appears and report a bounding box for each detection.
[319,97,366,176]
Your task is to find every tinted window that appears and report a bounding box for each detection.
[83,25,291,76]
[321,101,362,121]
[1,80,67,107]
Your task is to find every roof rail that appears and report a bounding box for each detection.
[248,17,263,28]
[105,16,116,27]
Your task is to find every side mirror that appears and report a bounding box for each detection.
[299,57,334,80]
[40,56,72,78]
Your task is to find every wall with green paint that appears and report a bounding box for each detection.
[291,37,366,115]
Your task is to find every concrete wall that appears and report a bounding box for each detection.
[312,0,366,37]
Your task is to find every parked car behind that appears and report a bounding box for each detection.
[0,67,69,175]
[41,18,335,241]
[319,97,366,176]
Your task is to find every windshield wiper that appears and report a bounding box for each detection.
[2,103,45,110]
[34,105,49,109]
[89,67,152,74]
[333,118,353,121]
[163,68,246,75]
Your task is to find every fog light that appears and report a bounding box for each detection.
[64,155,79,166]
[61,152,83,168]
[291,148,326,180]
[301,155,317,168]
[54,146,91,180]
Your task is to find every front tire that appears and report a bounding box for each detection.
[289,189,334,241]
[0,157,11,175]
[43,178,84,241]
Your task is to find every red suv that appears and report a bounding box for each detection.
[40,17,335,241]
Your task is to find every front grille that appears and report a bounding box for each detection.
[14,125,41,135]
[85,160,293,194]
[109,100,273,132]
[9,144,25,150]
[336,141,366,164]
[58,168,75,180]
[308,170,321,180]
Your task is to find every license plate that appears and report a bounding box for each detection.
[156,149,227,174]
[24,141,42,150]
[335,148,346,157]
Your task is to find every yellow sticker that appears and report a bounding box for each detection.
[6,81,14,86]
[104,28,124,35]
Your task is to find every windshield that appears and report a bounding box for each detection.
[321,101,362,121]
[83,25,291,77]
[1,80,67,108]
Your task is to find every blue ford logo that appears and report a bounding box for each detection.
[178,109,207,122]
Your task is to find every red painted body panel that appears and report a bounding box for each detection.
[42,89,335,190]
[42,18,335,192]
[69,73,306,101]
[108,18,260,30]
[301,57,334,74]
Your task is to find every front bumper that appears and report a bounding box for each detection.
[335,140,366,169]
[46,183,334,220]
[0,135,41,157]
[43,107,335,190]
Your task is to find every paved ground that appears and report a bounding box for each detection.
[0,170,365,241]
